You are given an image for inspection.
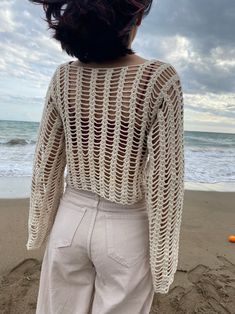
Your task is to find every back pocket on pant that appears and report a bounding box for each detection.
[50,199,87,248]
[105,212,149,268]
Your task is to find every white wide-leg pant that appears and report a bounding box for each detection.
[36,185,154,314]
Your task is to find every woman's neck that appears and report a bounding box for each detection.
[76,54,147,69]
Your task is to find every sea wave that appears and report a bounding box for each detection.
[0,138,36,145]
[185,132,235,148]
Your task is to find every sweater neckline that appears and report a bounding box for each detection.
[68,58,156,70]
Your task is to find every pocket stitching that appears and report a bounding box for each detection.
[52,206,87,248]
[105,216,148,268]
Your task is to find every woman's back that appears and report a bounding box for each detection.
[41,59,182,204]
[60,59,165,203]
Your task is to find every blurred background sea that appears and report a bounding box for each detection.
[1,119,235,197]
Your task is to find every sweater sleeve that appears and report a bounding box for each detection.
[145,64,185,294]
[26,66,66,250]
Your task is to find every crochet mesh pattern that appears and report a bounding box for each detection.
[26,58,185,294]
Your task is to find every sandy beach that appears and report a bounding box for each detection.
[0,190,235,313]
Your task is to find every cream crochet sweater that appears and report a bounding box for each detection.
[26,58,185,294]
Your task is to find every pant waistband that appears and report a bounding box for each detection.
[63,185,147,212]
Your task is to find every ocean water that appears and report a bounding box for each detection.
[0,119,235,185]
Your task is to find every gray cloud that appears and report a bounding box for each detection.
[0,0,234,131]
[186,103,235,119]
[140,0,235,94]
[1,0,235,93]
[148,0,235,48]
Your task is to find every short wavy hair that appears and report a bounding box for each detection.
[29,0,153,63]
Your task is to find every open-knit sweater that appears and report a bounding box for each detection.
[26,58,185,294]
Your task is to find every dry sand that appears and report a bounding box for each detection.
[0,190,235,314]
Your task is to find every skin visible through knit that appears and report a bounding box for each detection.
[26,58,185,294]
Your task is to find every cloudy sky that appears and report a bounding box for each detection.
[0,0,234,133]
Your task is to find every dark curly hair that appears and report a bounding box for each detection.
[28,0,153,63]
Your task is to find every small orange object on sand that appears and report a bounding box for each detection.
[228,235,235,243]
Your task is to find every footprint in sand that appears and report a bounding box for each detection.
[187,264,210,284]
